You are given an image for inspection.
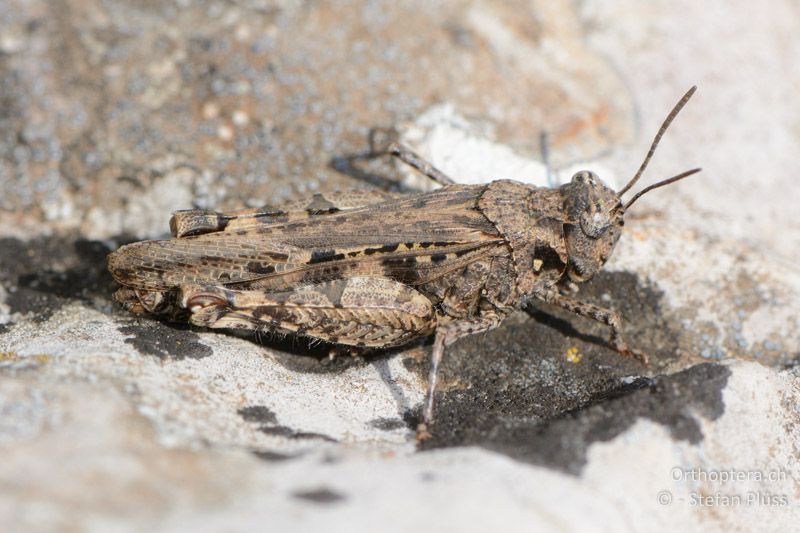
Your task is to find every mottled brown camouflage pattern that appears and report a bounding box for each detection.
[109,86,699,438]
[108,173,632,439]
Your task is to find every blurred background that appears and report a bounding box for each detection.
[1,0,797,253]
[1,1,798,531]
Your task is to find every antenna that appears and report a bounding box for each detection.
[618,86,697,197]
[623,168,702,210]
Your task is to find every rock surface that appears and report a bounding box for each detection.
[1,0,799,531]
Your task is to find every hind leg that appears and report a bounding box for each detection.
[179,277,436,349]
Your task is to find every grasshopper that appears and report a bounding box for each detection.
[108,87,700,439]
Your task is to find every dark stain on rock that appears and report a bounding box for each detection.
[238,404,338,442]
[369,417,407,431]
[118,321,213,360]
[292,487,347,504]
[0,236,118,322]
[401,356,420,372]
[259,425,338,443]
[252,450,296,462]
[238,405,278,424]
[415,271,728,474]
[478,364,729,475]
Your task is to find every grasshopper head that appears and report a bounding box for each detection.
[561,170,625,282]
[561,86,702,283]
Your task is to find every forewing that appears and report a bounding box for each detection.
[169,190,400,237]
[108,185,504,291]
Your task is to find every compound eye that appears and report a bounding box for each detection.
[571,171,597,185]
[580,209,612,238]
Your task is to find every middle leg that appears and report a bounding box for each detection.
[417,312,503,441]
[387,142,455,187]
[368,127,455,186]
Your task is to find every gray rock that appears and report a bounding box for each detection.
[1,0,799,531]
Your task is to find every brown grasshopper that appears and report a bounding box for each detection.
[108,87,700,440]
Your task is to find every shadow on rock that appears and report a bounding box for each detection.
[118,321,213,360]
[415,271,721,474]
[0,235,125,323]
[428,363,729,475]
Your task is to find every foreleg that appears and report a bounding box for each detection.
[532,287,648,364]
